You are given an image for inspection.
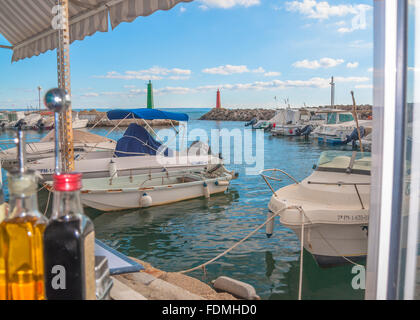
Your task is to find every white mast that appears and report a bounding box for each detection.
[330,76,335,109]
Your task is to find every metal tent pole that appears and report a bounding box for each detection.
[56,0,75,172]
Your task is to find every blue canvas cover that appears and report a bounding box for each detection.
[114,123,170,157]
[107,108,189,121]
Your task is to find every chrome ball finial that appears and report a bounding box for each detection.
[44,88,70,113]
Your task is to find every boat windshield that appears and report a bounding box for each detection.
[338,113,354,122]
[316,150,371,174]
[327,112,338,124]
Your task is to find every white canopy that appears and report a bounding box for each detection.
[0,0,191,62]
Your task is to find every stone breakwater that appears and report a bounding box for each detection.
[199,105,373,121]
[199,108,276,121]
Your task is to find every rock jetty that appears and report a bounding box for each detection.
[199,105,373,121]
[199,108,276,121]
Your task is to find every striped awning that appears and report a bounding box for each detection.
[0,0,192,62]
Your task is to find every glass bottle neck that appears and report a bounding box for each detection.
[51,190,84,220]
[8,192,40,218]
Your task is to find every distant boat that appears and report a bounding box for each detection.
[72,113,89,129]
[312,120,372,145]
[0,129,116,170]
[261,151,370,267]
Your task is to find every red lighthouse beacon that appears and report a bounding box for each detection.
[216,89,221,109]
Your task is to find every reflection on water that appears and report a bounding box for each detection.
[1,115,365,299]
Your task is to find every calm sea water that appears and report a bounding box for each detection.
[0,108,365,300]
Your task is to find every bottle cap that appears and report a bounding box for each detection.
[53,173,82,192]
[7,170,38,196]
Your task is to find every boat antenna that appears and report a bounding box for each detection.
[330,76,335,109]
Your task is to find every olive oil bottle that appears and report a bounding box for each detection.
[0,170,47,300]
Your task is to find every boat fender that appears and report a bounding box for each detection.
[203,182,210,198]
[215,180,229,186]
[212,276,260,300]
[140,193,152,207]
[266,211,275,238]
[109,160,118,178]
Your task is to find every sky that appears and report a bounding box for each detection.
[0,0,374,109]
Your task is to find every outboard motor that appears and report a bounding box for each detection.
[245,117,258,127]
[14,119,26,130]
[344,126,365,148]
[296,124,313,137]
[36,119,45,131]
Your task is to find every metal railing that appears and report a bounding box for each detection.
[259,168,300,197]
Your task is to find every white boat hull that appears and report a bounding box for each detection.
[29,154,223,181]
[264,154,370,267]
[72,119,89,129]
[81,177,230,211]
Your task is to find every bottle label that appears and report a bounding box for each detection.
[83,231,96,300]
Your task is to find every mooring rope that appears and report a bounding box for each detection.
[43,189,52,216]
[177,209,284,274]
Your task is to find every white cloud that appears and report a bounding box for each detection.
[126,76,370,96]
[264,71,281,77]
[285,0,371,20]
[202,65,250,75]
[286,1,372,33]
[252,67,265,73]
[84,76,370,99]
[355,84,373,89]
[199,0,260,9]
[347,62,359,68]
[292,57,344,69]
[95,66,191,80]
[349,40,373,49]
[81,92,99,97]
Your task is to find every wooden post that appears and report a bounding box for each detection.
[56,0,74,172]
[350,91,364,152]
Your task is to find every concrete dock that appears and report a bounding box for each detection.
[110,258,236,300]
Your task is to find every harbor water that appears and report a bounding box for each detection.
[0,108,365,300]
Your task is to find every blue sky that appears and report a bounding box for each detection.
[0,0,373,109]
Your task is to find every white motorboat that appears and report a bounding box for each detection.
[270,108,305,136]
[312,120,372,145]
[0,129,116,170]
[20,113,42,129]
[72,113,89,129]
[261,151,370,267]
[356,132,372,151]
[252,120,271,130]
[45,165,235,212]
[27,109,225,181]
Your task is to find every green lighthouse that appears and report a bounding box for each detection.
[147,80,154,109]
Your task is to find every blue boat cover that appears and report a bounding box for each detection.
[107,108,189,121]
[114,123,171,157]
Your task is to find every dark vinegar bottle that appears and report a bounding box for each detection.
[43,173,96,300]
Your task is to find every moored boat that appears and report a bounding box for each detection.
[26,108,223,180]
[46,165,235,212]
[261,151,370,267]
